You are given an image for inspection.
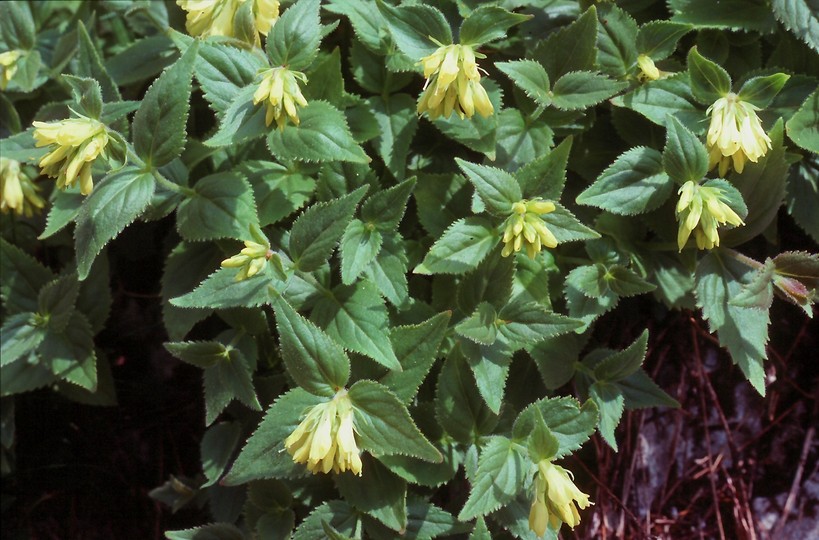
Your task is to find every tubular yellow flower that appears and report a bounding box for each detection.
[706,93,771,177]
[0,49,23,90]
[176,0,279,40]
[32,117,110,196]
[221,239,272,281]
[417,43,494,120]
[253,67,308,130]
[501,199,558,259]
[675,180,744,251]
[1,158,45,217]
[284,389,363,476]
[529,460,592,536]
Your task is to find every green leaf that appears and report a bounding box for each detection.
[367,94,419,180]
[0,239,54,315]
[225,388,325,484]
[577,146,673,215]
[39,320,97,393]
[165,524,245,540]
[240,161,316,226]
[74,167,156,280]
[606,266,657,297]
[619,369,680,409]
[686,47,731,104]
[513,397,599,459]
[595,4,638,79]
[533,6,598,81]
[541,203,600,244]
[376,1,451,59]
[192,40,267,114]
[381,312,451,404]
[737,73,790,109]
[165,341,228,369]
[170,264,278,311]
[456,159,522,216]
[636,21,692,60]
[340,220,383,285]
[458,436,527,520]
[431,79,502,158]
[669,0,777,33]
[37,274,80,333]
[275,298,350,397]
[289,186,366,272]
[325,0,388,54]
[267,0,322,71]
[0,1,34,49]
[75,256,112,334]
[364,235,409,307]
[0,313,44,367]
[206,85,268,147]
[176,173,258,242]
[457,249,514,314]
[335,457,407,532]
[267,101,369,163]
[132,42,198,168]
[292,500,360,540]
[461,339,511,415]
[311,281,400,371]
[497,302,582,349]
[593,330,648,382]
[550,71,628,111]
[456,303,499,345]
[786,88,819,153]
[39,191,83,240]
[527,408,560,463]
[611,73,705,132]
[415,217,498,275]
[529,334,582,390]
[458,6,530,47]
[349,380,441,463]
[663,116,708,184]
[361,177,416,232]
[203,347,262,424]
[495,60,551,107]
[517,137,572,200]
[76,21,121,103]
[695,252,770,395]
[469,517,491,540]
[589,381,625,451]
[436,346,498,444]
[63,74,103,120]
[772,0,819,52]
[201,422,242,487]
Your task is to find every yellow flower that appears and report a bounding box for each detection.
[1,158,45,217]
[676,180,744,251]
[221,238,272,281]
[32,117,110,195]
[529,460,592,536]
[0,49,23,90]
[706,93,771,177]
[501,199,558,259]
[284,389,363,476]
[253,67,308,130]
[417,43,494,120]
[176,0,279,41]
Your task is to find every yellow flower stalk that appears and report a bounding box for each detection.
[221,239,273,281]
[0,49,23,90]
[501,199,558,259]
[417,43,494,120]
[284,389,363,476]
[0,158,45,217]
[253,67,308,130]
[529,460,592,536]
[176,0,279,41]
[32,117,110,196]
[706,93,771,177]
[676,180,744,251]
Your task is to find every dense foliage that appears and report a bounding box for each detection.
[1,0,817,538]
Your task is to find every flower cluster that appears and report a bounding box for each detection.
[176,0,279,42]
[529,460,592,535]
[0,50,22,90]
[253,68,309,130]
[1,158,45,217]
[501,199,558,258]
[221,237,273,281]
[417,43,494,120]
[676,180,744,251]
[284,389,363,476]
[706,93,771,177]
[32,117,110,195]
